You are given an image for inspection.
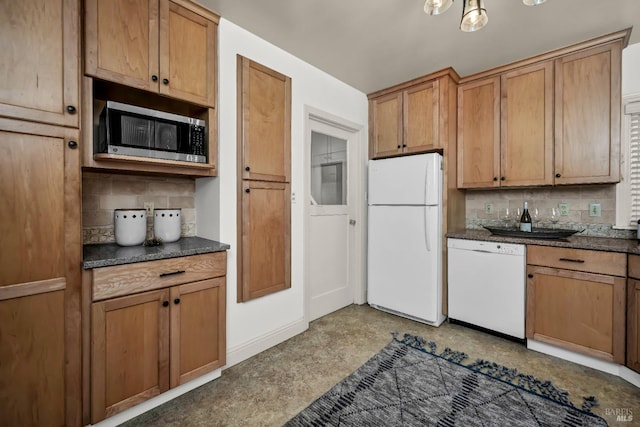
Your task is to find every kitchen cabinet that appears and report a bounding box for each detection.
[554,41,622,185]
[0,0,79,127]
[627,254,640,373]
[526,245,626,364]
[87,252,226,423]
[368,70,460,159]
[457,62,553,188]
[85,0,218,107]
[0,119,82,426]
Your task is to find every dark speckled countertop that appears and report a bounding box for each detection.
[447,229,640,254]
[83,236,230,269]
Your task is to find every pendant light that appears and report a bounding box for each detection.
[424,0,454,15]
[460,0,488,32]
[523,0,547,5]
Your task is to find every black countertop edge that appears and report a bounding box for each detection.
[83,236,230,269]
[446,229,640,255]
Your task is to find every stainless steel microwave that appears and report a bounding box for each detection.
[97,101,207,163]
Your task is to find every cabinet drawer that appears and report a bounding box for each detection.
[629,254,640,280]
[527,245,626,277]
[92,252,226,301]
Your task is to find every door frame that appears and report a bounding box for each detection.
[303,106,366,323]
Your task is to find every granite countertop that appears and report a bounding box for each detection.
[83,236,230,269]
[447,229,640,254]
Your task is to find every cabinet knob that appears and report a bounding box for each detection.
[556,173,561,178]
[151,75,158,82]
[500,176,505,181]
[174,298,181,305]
[397,145,401,149]
[527,274,533,278]
[493,177,498,181]
[245,166,250,172]
[162,78,169,85]
[68,140,78,149]
[66,105,76,114]
[162,301,169,307]
[245,188,250,193]
[402,144,407,148]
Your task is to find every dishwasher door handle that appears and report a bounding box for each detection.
[471,249,493,254]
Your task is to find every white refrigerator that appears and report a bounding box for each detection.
[367,152,444,326]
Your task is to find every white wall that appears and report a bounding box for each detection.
[623,41,640,96]
[196,18,368,367]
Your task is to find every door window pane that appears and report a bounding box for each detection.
[311,131,347,205]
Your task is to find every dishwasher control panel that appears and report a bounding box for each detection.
[447,238,525,256]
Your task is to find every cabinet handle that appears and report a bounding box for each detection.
[159,270,185,277]
[174,298,181,305]
[527,274,533,278]
[556,173,561,178]
[162,301,169,307]
[151,75,158,82]
[66,105,76,114]
[68,140,78,149]
[245,188,250,193]
[162,78,169,85]
[558,258,585,263]
[245,166,250,172]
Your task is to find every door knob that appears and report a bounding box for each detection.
[349,219,356,225]
[66,105,76,114]
[68,141,78,149]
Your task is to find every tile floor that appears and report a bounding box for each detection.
[123,304,640,426]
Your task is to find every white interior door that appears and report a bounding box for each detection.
[306,114,361,321]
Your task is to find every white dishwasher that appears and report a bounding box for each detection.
[447,238,526,339]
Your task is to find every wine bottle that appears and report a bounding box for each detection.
[520,202,532,232]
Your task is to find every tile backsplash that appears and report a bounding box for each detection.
[465,185,635,239]
[82,172,196,244]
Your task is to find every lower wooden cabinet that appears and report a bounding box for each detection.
[526,246,626,364]
[627,255,640,373]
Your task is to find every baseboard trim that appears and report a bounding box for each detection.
[225,318,309,368]
[89,369,222,427]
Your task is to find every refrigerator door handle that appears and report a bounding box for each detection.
[424,207,431,252]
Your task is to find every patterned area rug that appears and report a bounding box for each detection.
[285,333,608,426]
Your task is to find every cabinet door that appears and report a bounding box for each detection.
[457,77,500,188]
[170,277,226,387]
[91,289,170,424]
[159,0,216,107]
[554,42,622,184]
[0,0,79,127]
[628,278,640,373]
[404,81,439,154]
[526,265,625,364]
[501,62,553,187]
[238,56,292,182]
[370,92,403,158]
[85,0,160,92]
[0,119,81,426]
[239,181,291,301]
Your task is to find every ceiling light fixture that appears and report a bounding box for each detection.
[424,0,547,32]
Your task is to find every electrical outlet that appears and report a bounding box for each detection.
[484,203,494,215]
[589,203,601,217]
[143,202,154,216]
[558,203,569,216]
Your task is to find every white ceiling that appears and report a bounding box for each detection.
[199,0,640,94]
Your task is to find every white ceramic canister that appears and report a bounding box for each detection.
[154,208,181,243]
[114,209,147,246]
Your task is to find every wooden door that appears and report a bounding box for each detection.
[404,80,440,154]
[85,0,160,92]
[0,0,79,127]
[170,277,226,387]
[370,92,402,158]
[0,119,81,426]
[628,278,640,373]
[554,42,622,185]
[239,181,291,301]
[457,77,500,188]
[238,56,292,182]
[91,289,170,424]
[501,61,553,187]
[526,265,625,364]
[159,0,217,107]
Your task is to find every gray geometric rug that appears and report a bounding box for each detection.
[285,333,608,426]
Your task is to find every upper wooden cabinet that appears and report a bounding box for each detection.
[554,42,622,185]
[369,70,458,159]
[0,0,79,127]
[458,62,553,189]
[85,0,218,107]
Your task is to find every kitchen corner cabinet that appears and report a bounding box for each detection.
[627,254,640,373]
[87,253,226,423]
[84,0,218,107]
[0,0,79,127]
[0,119,82,427]
[457,61,553,188]
[554,41,622,185]
[526,246,626,364]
